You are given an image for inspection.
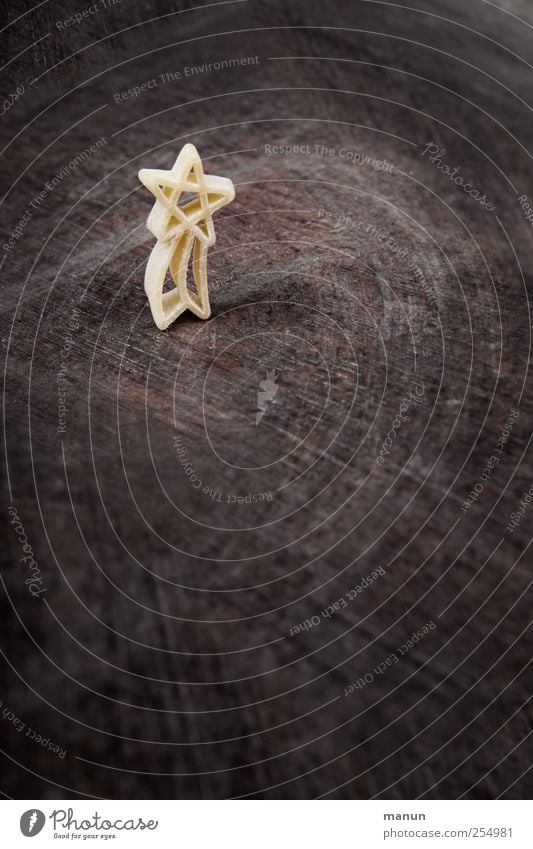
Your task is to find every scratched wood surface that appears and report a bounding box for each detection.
[1,0,532,799]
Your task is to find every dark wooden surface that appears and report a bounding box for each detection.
[1,0,532,799]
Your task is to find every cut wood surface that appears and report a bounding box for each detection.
[1,0,532,799]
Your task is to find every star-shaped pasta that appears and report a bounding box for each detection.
[139,144,235,329]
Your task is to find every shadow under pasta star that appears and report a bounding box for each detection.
[139,143,235,329]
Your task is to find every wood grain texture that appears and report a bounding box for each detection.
[1,0,532,799]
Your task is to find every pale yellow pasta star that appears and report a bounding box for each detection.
[139,144,235,329]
